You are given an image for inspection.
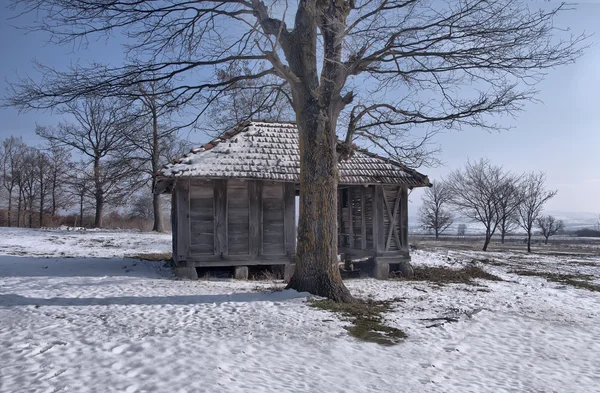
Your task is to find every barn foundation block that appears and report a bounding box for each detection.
[174,266,198,280]
[234,266,249,280]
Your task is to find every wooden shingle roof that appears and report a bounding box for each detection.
[157,121,430,191]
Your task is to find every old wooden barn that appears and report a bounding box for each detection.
[155,121,430,280]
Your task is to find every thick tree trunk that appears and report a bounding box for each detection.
[17,189,22,227]
[482,231,491,251]
[39,193,44,227]
[527,232,532,253]
[151,106,164,232]
[51,173,58,216]
[544,236,549,245]
[7,189,12,227]
[79,194,85,227]
[287,113,353,303]
[501,232,506,244]
[152,194,164,232]
[28,198,33,228]
[94,194,104,228]
[93,156,103,228]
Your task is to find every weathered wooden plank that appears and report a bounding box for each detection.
[347,189,355,249]
[213,179,228,256]
[382,187,402,251]
[176,179,191,260]
[262,182,285,255]
[373,185,385,253]
[401,186,409,250]
[188,180,214,255]
[365,186,374,250]
[361,187,367,250]
[189,180,214,199]
[171,186,178,263]
[227,180,249,255]
[337,189,343,246]
[249,180,261,256]
[284,182,296,256]
[186,255,294,267]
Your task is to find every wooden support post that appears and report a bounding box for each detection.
[382,187,402,251]
[348,188,355,249]
[373,186,385,253]
[171,186,178,263]
[284,182,296,256]
[337,189,343,246]
[176,179,190,262]
[361,187,367,250]
[401,186,409,250]
[248,180,262,257]
[214,179,228,257]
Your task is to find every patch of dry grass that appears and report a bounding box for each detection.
[407,265,503,285]
[309,298,406,346]
[510,270,600,292]
[129,252,173,262]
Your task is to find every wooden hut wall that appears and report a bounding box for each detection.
[338,184,408,256]
[189,179,215,255]
[174,178,295,264]
[228,180,250,255]
[338,186,374,251]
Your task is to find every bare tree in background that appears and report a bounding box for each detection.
[65,162,94,227]
[419,182,453,239]
[1,137,26,227]
[45,142,72,218]
[537,215,564,244]
[447,159,514,251]
[517,172,557,253]
[205,61,294,134]
[497,176,523,243]
[19,147,39,228]
[457,224,467,237]
[6,0,586,301]
[35,150,52,227]
[36,96,135,228]
[123,80,184,232]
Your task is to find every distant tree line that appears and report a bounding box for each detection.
[419,159,562,252]
[0,94,191,231]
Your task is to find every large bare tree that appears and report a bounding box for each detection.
[1,136,26,227]
[5,0,585,301]
[36,96,135,228]
[123,80,184,232]
[536,215,564,244]
[447,159,515,251]
[496,175,523,243]
[517,172,557,252]
[419,182,453,239]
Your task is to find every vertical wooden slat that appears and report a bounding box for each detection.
[361,187,367,250]
[284,182,296,256]
[337,189,343,246]
[248,180,261,257]
[214,179,228,257]
[373,185,385,253]
[401,186,409,250]
[348,188,354,249]
[259,181,264,255]
[392,187,402,250]
[176,179,190,261]
[171,186,178,263]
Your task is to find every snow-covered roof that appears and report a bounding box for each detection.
[156,121,430,192]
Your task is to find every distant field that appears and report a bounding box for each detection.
[410,234,600,254]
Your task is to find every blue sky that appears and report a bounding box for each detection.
[1,0,599,214]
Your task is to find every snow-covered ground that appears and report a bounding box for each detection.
[1,228,599,393]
